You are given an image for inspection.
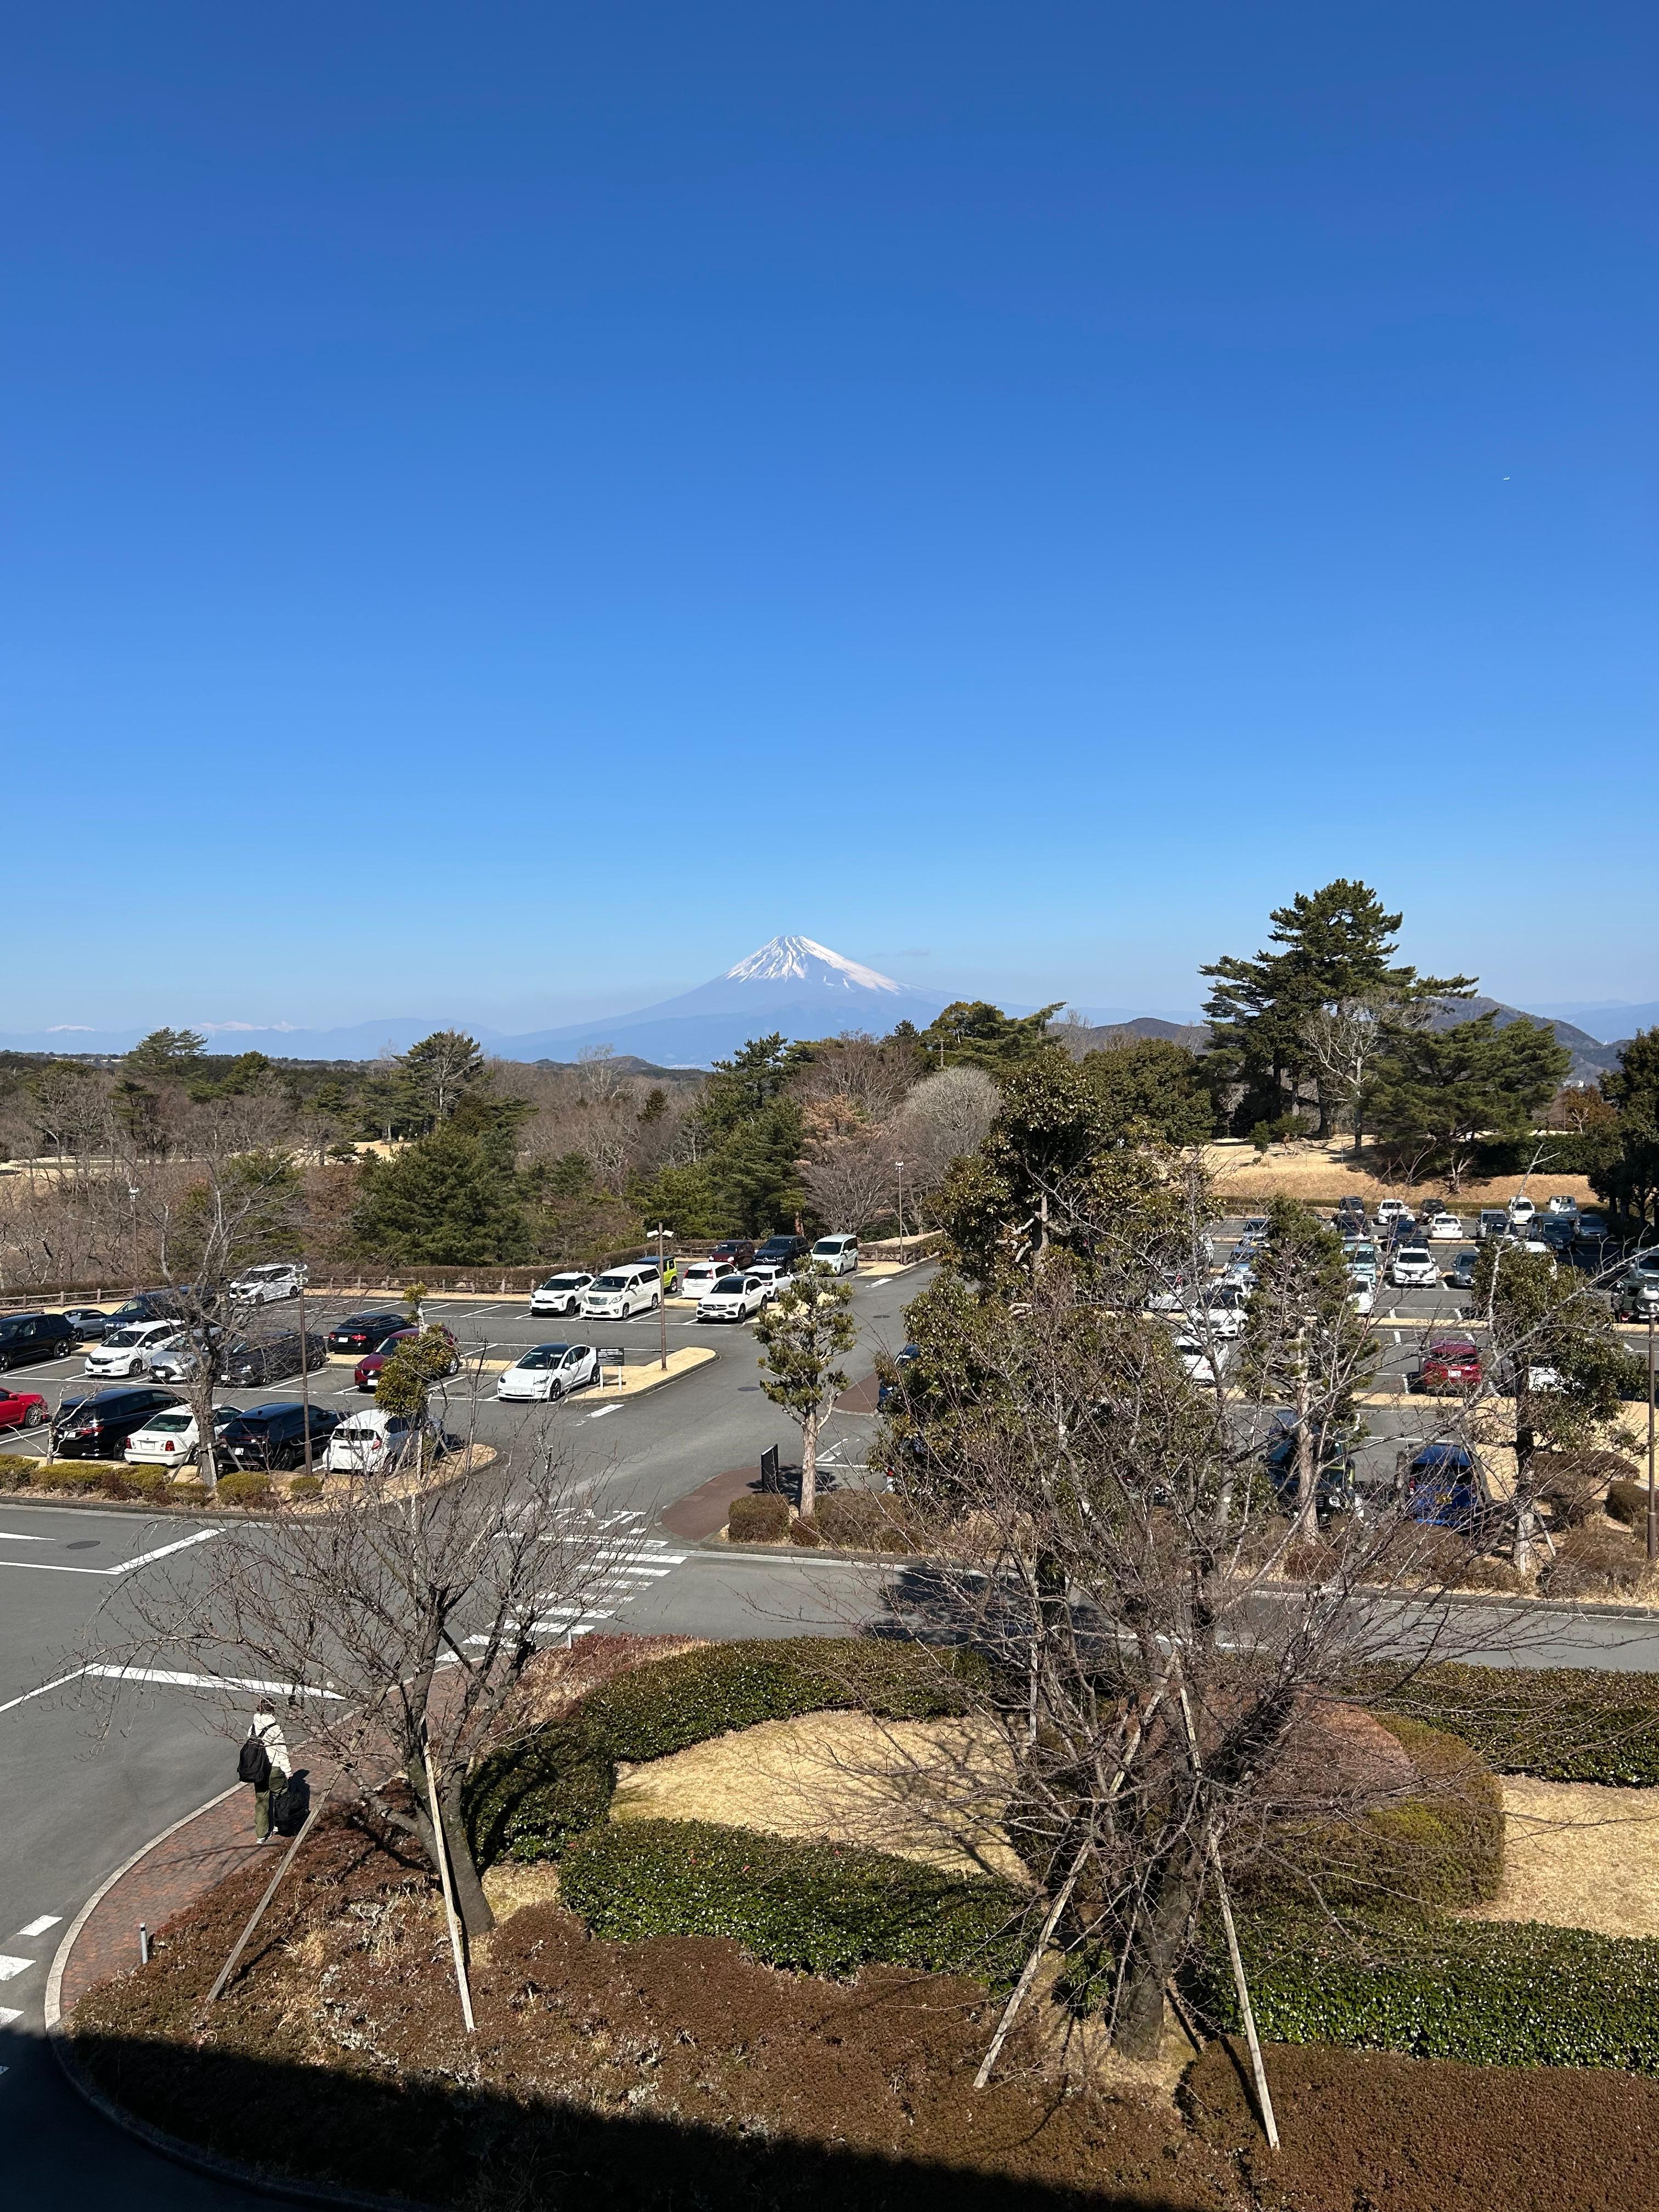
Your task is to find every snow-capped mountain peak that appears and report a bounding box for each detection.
[723,935,904,995]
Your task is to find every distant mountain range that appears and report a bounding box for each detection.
[3,940,1651,1073]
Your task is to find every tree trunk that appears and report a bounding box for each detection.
[1293,1400,1318,1547]
[410,1773,495,1938]
[1115,1842,1204,2058]
[799,1407,820,1521]
[1511,1387,1537,1576]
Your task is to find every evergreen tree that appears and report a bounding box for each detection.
[1201,881,1472,1135]
[1365,1014,1571,1189]
[913,1000,1064,1075]
[354,1122,530,1264]
[398,1030,485,1130]
[1596,1030,1659,1230]
[123,1028,208,1082]
[1082,1039,1215,1148]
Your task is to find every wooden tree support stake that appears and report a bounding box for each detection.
[208,1799,323,2004]
[1210,1836,1278,2151]
[424,1738,476,2035]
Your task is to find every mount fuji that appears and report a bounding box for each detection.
[500,936,949,1065]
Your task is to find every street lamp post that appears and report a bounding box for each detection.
[1646,1315,1656,1568]
[649,1224,670,1371]
[895,1162,905,1250]
[126,1184,140,1286]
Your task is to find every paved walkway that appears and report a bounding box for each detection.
[57,1788,263,2018]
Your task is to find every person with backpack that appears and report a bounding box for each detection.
[239,1697,290,1841]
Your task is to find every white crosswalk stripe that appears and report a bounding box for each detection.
[470,1513,690,1644]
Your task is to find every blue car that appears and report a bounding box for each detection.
[1402,1443,1482,1530]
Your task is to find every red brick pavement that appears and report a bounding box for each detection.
[661,1465,766,1539]
[59,1787,264,2015]
[834,1371,881,1414]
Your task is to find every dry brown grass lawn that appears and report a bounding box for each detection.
[610,1710,1026,1882]
[1465,1778,1659,1940]
[1202,1137,1597,1210]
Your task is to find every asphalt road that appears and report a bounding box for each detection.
[1,1232,1654,2205]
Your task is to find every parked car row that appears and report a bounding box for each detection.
[526,1236,860,1324]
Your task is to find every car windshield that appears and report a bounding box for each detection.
[517,1348,562,1369]
[144,1411,194,1433]
[1399,1249,1430,1262]
[708,1278,747,1294]
[592,1276,627,1290]
[545,1276,583,1289]
[104,1328,150,1347]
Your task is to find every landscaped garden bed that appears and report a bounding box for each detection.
[65,1637,1659,2210]
[0,1444,493,1513]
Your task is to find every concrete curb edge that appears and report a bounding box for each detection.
[46,1789,426,2212]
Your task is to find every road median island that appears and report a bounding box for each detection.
[0,1442,496,1517]
[50,1635,1659,2212]
[590,1345,715,1397]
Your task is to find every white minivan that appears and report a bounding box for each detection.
[580,1264,661,1320]
[809,1235,859,1276]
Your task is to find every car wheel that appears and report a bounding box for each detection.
[23,1404,43,1428]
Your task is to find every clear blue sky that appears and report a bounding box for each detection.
[4,2,1652,1033]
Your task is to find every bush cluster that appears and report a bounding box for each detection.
[560,1816,1028,1982]
[726,1493,789,1542]
[1364,1661,1659,1786]
[1197,1909,1659,2074]
[814,1492,915,1550]
[214,1470,276,1507]
[1606,1477,1649,1529]
[1538,1523,1649,1600]
[464,1637,984,1869]
[0,1454,36,1491]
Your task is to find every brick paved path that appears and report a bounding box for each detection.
[59,1787,264,2016]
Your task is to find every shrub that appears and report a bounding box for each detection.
[815,1492,913,1551]
[560,1817,1028,1982]
[788,1514,823,1547]
[169,1481,211,1508]
[1364,1661,1659,1785]
[1538,1523,1647,1600]
[1607,1477,1647,1528]
[27,1460,110,1493]
[0,1454,35,1491]
[726,1493,789,1543]
[1261,1717,1503,1914]
[214,1470,275,1508]
[463,1638,985,1869]
[287,1473,324,1499]
[1195,1909,1659,2073]
[103,1465,172,1503]
[1539,1449,1635,1529]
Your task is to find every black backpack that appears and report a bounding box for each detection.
[270,1772,310,1837]
[237,1729,271,1791]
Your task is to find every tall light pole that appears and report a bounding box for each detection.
[127,1184,140,1286]
[895,1161,905,1250]
[1646,1314,1656,1568]
[649,1224,669,1371]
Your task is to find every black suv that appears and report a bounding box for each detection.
[752,1235,809,1271]
[220,1330,327,1386]
[328,1311,409,1354]
[218,1401,341,1471]
[0,1312,77,1370]
[52,1385,183,1458]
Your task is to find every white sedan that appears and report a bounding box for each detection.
[84,1321,188,1379]
[1390,1248,1440,1289]
[228,1262,306,1304]
[124,1404,238,1465]
[1426,1214,1465,1242]
[1348,1274,1375,1316]
[698,1274,771,1323]
[1189,1286,1249,1338]
[496,1343,599,1403]
[529,1272,594,1317]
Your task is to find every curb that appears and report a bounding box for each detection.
[46,1791,427,2212]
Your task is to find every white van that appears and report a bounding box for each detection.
[809,1235,859,1276]
[324,1408,425,1475]
[580,1265,661,1320]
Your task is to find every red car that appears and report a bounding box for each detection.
[0,1387,47,1431]
[1413,1335,1484,1394]
[353,1327,461,1393]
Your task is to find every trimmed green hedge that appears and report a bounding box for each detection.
[1198,1910,1659,2073]
[727,1493,788,1542]
[1266,1716,1504,1913]
[560,1816,1028,1981]
[1366,1662,1659,1787]
[464,1637,984,1869]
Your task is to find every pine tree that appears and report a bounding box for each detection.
[1201,881,1473,1135]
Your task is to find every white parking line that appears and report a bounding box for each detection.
[16,1917,60,1939]
[0,1958,32,1983]
[0,2007,19,2028]
[0,1528,217,1577]
[86,1665,343,1697]
[0,1533,50,1543]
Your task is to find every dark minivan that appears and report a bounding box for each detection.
[219,1330,327,1387]
[218,1401,341,1471]
[0,1312,77,1370]
[752,1235,810,1271]
[52,1385,183,1457]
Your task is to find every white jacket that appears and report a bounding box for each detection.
[251,1711,290,1782]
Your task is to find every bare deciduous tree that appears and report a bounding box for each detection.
[83,1434,633,1938]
